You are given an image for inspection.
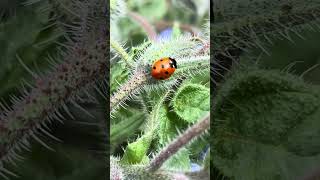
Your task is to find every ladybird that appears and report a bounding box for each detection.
[151,57,177,80]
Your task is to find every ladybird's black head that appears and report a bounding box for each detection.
[169,57,177,68]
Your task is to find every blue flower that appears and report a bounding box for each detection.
[158,28,173,41]
[190,163,201,172]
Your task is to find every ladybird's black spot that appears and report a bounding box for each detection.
[153,66,156,69]
[165,71,169,74]
[160,59,163,61]
[161,64,164,68]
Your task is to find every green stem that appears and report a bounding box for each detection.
[110,38,131,67]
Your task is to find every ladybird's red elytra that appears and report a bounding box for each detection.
[151,57,177,80]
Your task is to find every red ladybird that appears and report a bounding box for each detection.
[151,57,177,80]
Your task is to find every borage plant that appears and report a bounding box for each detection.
[110,0,210,179]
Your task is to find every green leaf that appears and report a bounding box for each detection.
[173,83,210,123]
[285,109,320,156]
[157,105,174,145]
[188,134,209,163]
[110,62,129,94]
[110,108,145,150]
[187,69,210,88]
[213,67,320,180]
[155,103,192,171]
[158,104,187,145]
[162,148,191,171]
[120,91,169,164]
[121,134,153,164]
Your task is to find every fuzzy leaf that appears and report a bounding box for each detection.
[110,108,145,150]
[162,148,191,171]
[285,108,320,156]
[173,83,210,123]
[156,105,191,171]
[157,105,174,145]
[110,62,129,94]
[188,134,209,163]
[213,67,320,180]
[187,68,210,87]
[158,104,187,145]
[120,92,169,164]
[121,135,153,165]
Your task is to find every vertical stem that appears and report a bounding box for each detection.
[110,39,131,67]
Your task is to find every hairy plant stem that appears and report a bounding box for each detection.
[110,69,148,112]
[147,113,210,172]
[110,38,131,67]
[0,0,107,174]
